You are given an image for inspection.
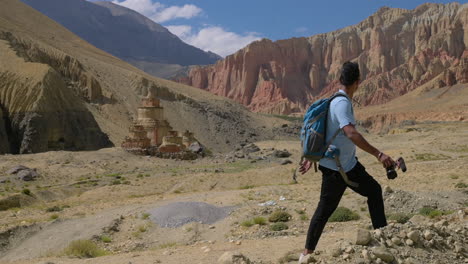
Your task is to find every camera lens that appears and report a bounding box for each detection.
[387,168,397,179]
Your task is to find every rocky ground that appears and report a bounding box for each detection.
[0,121,466,264]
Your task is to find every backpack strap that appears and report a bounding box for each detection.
[321,93,348,153]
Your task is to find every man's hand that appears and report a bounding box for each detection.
[378,153,396,169]
[299,159,312,174]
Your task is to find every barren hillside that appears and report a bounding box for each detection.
[0,0,279,154]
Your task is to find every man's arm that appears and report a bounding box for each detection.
[342,124,395,168]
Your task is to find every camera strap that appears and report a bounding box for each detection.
[333,155,359,188]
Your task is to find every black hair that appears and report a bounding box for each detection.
[339,61,360,86]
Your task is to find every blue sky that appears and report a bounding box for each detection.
[105,0,467,57]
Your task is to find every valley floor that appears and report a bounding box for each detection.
[0,122,466,264]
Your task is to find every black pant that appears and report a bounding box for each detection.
[305,161,387,251]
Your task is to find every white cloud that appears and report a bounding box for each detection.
[113,0,202,23]
[167,25,261,57]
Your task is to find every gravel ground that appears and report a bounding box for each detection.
[149,202,235,228]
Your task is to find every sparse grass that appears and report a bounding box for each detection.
[141,213,150,220]
[239,185,255,190]
[450,174,460,179]
[300,214,308,221]
[240,220,254,228]
[269,210,291,222]
[294,209,306,215]
[63,240,108,258]
[158,242,177,249]
[173,188,183,194]
[46,206,63,212]
[50,214,59,220]
[270,222,288,231]
[253,217,267,225]
[414,153,450,161]
[328,207,360,222]
[21,189,31,196]
[111,180,121,185]
[138,225,147,232]
[455,182,467,188]
[100,236,112,243]
[418,207,453,218]
[387,212,412,224]
[106,173,122,178]
[270,114,303,122]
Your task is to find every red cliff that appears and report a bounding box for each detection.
[177,3,468,114]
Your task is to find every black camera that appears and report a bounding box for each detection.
[386,157,406,179]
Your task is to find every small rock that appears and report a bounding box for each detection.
[423,230,433,240]
[235,241,242,245]
[407,230,420,243]
[273,149,291,158]
[342,253,350,260]
[374,229,382,239]
[218,251,252,264]
[383,186,393,193]
[409,215,426,225]
[280,159,293,165]
[404,257,421,264]
[204,248,211,253]
[6,165,29,175]
[344,246,354,253]
[355,258,367,264]
[372,247,394,263]
[435,219,448,227]
[209,226,216,229]
[405,239,414,246]
[391,237,402,246]
[361,249,371,259]
[17,169,39,181]
[331,246,342,257]
[356,229,372,245]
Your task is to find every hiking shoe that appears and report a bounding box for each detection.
[298,253,316,263]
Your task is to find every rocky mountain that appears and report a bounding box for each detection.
[20,0,221,78]
[177,3,468,115]
[0,0,278,154]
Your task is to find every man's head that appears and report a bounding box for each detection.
[339,61,360,94]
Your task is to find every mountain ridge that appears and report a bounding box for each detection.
[177,2,468,114]
[21,0,221,78]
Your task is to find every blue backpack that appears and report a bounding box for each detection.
[300,93,347,168]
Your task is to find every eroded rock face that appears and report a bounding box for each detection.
[0,33,113,154]
[178,3,468,114]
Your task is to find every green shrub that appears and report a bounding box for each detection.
[100,236,112,243]
[269,210,291,222]
[240,220,254,227]
[300,214,308,221]
[21,189,31,196]
[455,182,467,188]
[64,240,107,258]
[418,207,451,218]
[253,217,267,225]
[328,207,360,222]
[388,212,411,224]
[270,222,288,231]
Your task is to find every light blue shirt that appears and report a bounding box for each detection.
[319,90,357,172]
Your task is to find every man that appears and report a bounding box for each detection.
[299,61,396,262]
